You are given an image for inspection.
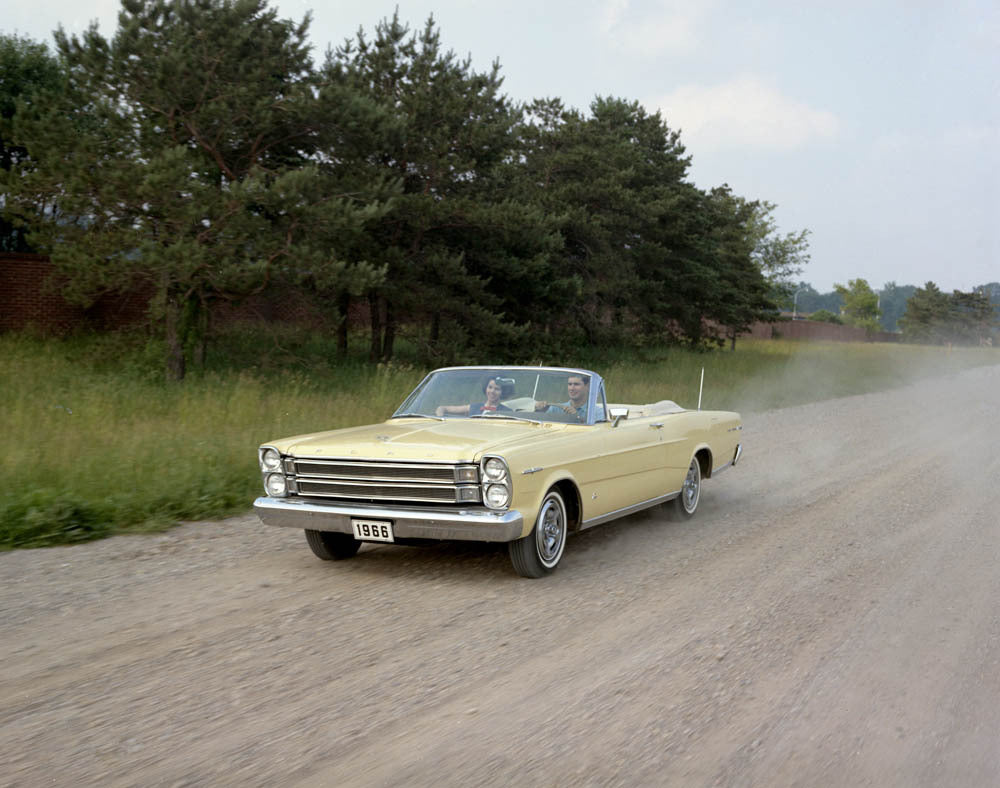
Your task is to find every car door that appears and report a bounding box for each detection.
[587,384,675,519]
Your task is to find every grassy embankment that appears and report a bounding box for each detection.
[2,327,996,549]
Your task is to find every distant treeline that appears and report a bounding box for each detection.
[0,2,811,379]
[783,280,999,341]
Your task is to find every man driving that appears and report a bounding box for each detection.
[535,373,590,422]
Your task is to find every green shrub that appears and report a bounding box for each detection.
[0,490,112,548]
[809,309,843,324]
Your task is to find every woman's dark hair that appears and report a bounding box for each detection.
[481,375,502,394]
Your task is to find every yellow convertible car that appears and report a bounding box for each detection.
[254,366,742,578]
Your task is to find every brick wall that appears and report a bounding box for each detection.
[0,253,87,333]
[0,253,900,343]
[742,321,776,340]
[760,319,900,343]
[0,253,331,333]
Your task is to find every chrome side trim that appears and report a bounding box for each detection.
[254,497,524,542]
[580,491,681,530]
[712,461,733,476]
[712,443,743,479]
[712,443,743,476]
[522,467,543,475]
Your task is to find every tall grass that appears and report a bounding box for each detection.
[1,328,996,548]
[0,331,424,548]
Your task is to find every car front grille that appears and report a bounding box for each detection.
[287,458,480,505]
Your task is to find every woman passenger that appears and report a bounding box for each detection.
[436,376,513,417]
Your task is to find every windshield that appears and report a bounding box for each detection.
[392,368,604,425]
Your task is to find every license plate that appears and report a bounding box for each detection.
[352,519,394,543]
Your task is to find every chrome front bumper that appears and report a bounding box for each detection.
[253,497,525,542]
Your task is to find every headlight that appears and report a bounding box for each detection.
[483,457,507,481]
[265,473,287,497]
[481,456,510,509]
[485,483,510,508]
[260,447,281,472]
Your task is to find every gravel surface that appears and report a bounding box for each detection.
[2,364,999,787]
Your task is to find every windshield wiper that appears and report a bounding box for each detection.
[391,412,444,421]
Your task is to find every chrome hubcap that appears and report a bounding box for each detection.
[682,461,700,512]
[536,497,566,565]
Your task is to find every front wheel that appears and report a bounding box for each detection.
[667,458,701,520]
[508,490,568,578]
[305,529,362,561]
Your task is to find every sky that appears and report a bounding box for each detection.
[7,0,999,294]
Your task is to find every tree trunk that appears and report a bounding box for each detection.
[382,300,396,362]
[368,293,382,362]
[192,298,209,369]
[164,292,186,382]
[577,313,597,345]
[430,310,440,344]
[336,292,350,356]
[729,329,737,352]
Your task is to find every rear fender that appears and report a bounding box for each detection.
[693,444,714,479]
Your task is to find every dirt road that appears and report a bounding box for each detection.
[2,364,999,787]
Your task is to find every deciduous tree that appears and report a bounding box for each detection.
[834,278,881,334]
[784,282,843,315]
[742,201,810,305]
[808,309,842,324]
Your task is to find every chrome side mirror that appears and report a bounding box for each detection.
[609,407,629,427]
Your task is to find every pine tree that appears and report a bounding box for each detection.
[5,0,386,378]
[506,96,782,349]
[323,13,538,363]
[898,282,953,343]
[0,34,64,251]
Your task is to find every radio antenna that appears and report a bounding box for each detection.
[697,367,704,411]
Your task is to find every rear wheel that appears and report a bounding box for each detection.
[305,529,362,560]
[508,490,568,578]
[668,458,701,520]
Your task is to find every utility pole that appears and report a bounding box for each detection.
[792,286,806,320]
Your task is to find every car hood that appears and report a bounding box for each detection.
[266,417,573,462]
